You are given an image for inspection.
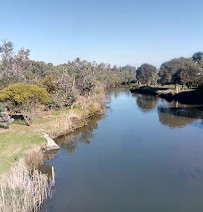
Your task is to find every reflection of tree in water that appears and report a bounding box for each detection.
[106,88,131,101]
[158,105,203,128]
[55,114,103,155]
[135,93,203,128]
[135,94,158,112]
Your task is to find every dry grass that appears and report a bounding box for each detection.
[0,157,53,212]
[48,92,105,138]
[24,146,44,169]
[48,110,84,138]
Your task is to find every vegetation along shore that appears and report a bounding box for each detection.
[130,52,203,104]
[0,40,203,211]
[0,40,136,212]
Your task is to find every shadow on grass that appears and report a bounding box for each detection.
[11,115,27,125]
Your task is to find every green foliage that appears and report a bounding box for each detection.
[130,83,139,90]
[192,52,203,65]
[0,102,7,112]
[179,61,201,87]
[136,64,158,85]
[0,83,49,105]
[159,57,203,87]
[41,75,57,93]
[159,58,187,85]
[0,83,50,119]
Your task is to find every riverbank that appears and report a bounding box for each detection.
[0,96,105,175]
[41,89,203,212]
[130,85,203,104]
[0,94,105,211]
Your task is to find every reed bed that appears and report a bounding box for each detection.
[0,153,53,212]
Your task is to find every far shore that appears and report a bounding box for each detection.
[130,85,203,105]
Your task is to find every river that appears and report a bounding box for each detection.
[42,89,203,212]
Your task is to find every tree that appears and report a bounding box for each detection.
[159,58,190,86]
[136,95,158,112]
[0,40,30,88]
[192,52,203,65]
[179,60,202,88]
[0,83,50,125]
[136,64,158,85]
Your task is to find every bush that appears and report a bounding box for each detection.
[0,83,50,124]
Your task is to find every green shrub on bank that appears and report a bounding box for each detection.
[0,83,50,124]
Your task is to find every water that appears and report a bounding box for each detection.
[42,89,203,212]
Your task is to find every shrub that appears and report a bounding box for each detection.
[0,83,50,125]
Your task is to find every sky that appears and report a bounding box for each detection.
[0,0,203,67]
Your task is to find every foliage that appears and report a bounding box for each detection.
[179,60,202,88]
[1,40,203,114]
[192,52,203,65]
[136,64,158,85]
[159,58,186,85]
[159,57,203,87]
[0,83,50,123]
[0,40,30,88]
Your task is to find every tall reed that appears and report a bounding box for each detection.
[0,156,52,212]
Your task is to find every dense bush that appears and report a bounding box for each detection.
[0,83,50,124]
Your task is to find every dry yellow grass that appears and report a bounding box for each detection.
[0,157,53,212]
[48,94,105,138]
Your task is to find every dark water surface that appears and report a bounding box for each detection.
[42,89,203,212]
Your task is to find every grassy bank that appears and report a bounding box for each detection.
[0,93,105,212]
[0,94,105,176]
[0,125,44,175]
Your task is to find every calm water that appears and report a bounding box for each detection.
[42,89,203,212]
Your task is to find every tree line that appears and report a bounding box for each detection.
[0,40,202,124]
[136,52,203,88]
[0,40,136,123]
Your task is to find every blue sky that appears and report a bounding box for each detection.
[0,0,202,67]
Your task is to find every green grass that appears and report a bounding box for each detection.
[0,107,85,175]
[0,97,103,176]
[150,84,189,89]
[0,123,45,175]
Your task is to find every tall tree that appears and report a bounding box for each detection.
[0,40,30,87]
[179,60,202,88]
[136,64,158,85]
[159,58,190,86]
[192,52,203,65]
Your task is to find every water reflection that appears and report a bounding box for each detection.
[41,90,203,212]
[135,94,158,112]
[55,114,103,155]
[38,150,59,178]
[135,94,203,128]
[158,105,203,128]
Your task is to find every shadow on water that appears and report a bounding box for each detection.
[55,114,104,155]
